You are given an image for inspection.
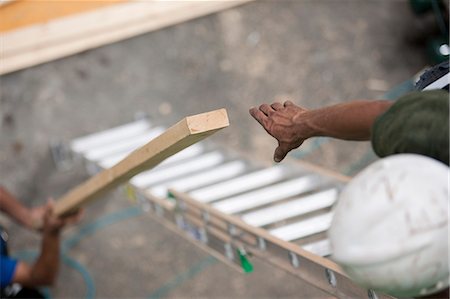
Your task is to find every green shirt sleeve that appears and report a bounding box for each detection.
[371,90,449,165]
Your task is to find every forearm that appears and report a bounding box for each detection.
[12,230,61,287]
[0,186,32,228]
[9,201,80,287]
[30,230,60,285]
[304,100,392,141]
[249,99,394,162]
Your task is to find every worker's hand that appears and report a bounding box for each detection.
[249,101,314,162]
[42,200,82,235]
[29,205,46,231]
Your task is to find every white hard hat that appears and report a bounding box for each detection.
[328,154,449,297]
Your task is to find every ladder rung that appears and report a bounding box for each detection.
[213,176,322,214]
[241,188,337,227]
[131,151,225,187]
[302,239,332,257]
[99,143,204,169]
[85,127,165,161]
[189,166,288,203]
[149,160,247,197]
[71,119,151,154]
[269,212,333,241]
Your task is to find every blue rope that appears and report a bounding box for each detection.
[60,205,144,298]
[60,254,96,299]
[62,206,143,252]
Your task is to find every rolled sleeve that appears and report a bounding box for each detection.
[371,90,449,165]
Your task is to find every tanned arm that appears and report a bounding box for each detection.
[12,201,80,287]
[12,205,61,286]
[0,186,45,230]
[249,100,392,162]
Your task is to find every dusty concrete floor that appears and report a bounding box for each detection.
[0,0,435,298]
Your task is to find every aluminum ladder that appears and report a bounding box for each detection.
[68,117,394,299]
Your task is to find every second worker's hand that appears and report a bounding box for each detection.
[43,200,83,235]
[249,101,315,163]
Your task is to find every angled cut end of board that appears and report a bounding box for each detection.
[185,108,229,134]
[53,108,229,217]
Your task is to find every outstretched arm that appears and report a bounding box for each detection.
[0,186,44,230]
[249,100,392,162]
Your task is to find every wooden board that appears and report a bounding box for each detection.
[53,108,229,216]
[0,0,126,33]
[0,0,253,75]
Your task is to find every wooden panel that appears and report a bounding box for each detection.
[0,0,126,33]
[53,108,229,216]
[0,0,253,75]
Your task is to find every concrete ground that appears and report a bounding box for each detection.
[0,1,436,298]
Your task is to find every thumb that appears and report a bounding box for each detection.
[45,198,55,214]
[274,143,289,163]
[46,198,55,206]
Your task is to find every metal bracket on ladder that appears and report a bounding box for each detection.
[49,139,73,171]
